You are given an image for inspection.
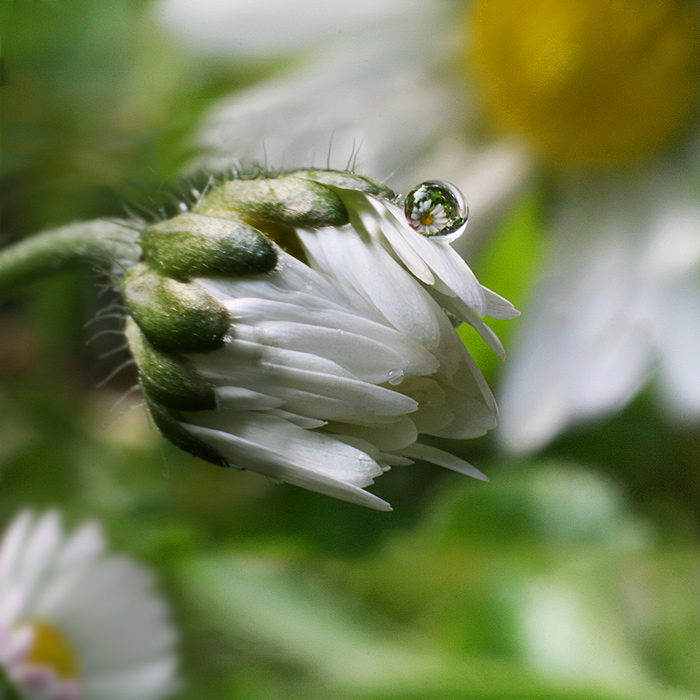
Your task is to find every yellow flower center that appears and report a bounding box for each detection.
[421,212,434,226]
[23,622,80,682]
[468,0,700,167]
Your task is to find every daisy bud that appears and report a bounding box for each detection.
[123,170,518,510]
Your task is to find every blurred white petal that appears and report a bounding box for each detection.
[0,512,178,700]
[154,0,433,57]
[190,21,462,184]
[499,173,700,451]
[655,274,700,421]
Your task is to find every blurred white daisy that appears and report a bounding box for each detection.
[154,0,700,452]
[0,511,178,700]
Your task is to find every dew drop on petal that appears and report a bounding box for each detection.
[387,368,404,385]
[404,181,468,241]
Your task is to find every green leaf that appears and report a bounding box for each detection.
[176,551,692,700]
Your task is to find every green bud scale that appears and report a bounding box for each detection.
[140,213,277,280]
[122,263,230,354]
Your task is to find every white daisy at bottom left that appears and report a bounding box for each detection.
[0,511,178,700]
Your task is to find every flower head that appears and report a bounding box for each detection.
[0,511,178,700]
[122,170,517,509]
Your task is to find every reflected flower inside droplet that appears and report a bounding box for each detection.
[404,181,468,241]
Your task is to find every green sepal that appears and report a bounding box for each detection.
[122,263,230,354]
[143,394,229,468]
[197,175,349,228]
[298,169,395,199]
[140,212,277,280]
[125,318,217,412]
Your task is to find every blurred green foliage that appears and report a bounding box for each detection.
[2,2,700,699]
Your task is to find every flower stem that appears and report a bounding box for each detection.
[0,220,141,302]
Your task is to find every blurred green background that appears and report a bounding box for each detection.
[2,1,700,698]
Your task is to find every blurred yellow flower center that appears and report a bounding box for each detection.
[421,213,434,226]
[469,0,700,167]
[24,622,79,681]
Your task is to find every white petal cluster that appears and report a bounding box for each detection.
[0,511,178,700]
[180,186,517,510]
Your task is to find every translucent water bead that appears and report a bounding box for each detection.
[404,181,468,242]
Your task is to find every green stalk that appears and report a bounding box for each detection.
[0,220,141,301]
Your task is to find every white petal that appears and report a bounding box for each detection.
[199,339,419,423]
[52,521,105,574]
[214,386,285,411]
[198,248,352,310]
[183,413,392,510]
[397,378,453,434]
[429,367,498,439]
[155,0,429,58]
[431,292,506,359]
[189,411,383,485]
[2,626,33,665]
[483,288,521,320]
[13,512,63,614]
[353,194,435,285]
[42,558,151,626]
[86,656,178,700]
[79,615,176,673]
[325,415,418,452]
[0,587,25,628]
[655,273,700,420]
[376,199,487,316]
[0,511,33,590]
[265,409,327,429]
[225,296,440,377]
[397,444,488,481]
[251,320,428,384]
[188,21,460,182]
[497,186,657,452]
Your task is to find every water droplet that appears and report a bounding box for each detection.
[404,180,468,242]
[387,368,404,385]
